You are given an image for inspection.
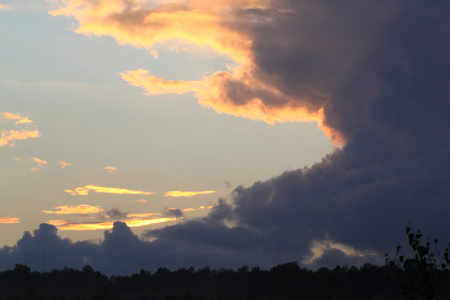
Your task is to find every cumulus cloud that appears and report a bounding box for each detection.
[0,113,40,147]
[15,156,48,171]
[64,185,154,196]
[0,0,445,273]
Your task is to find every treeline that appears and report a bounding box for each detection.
[1,262,450,300]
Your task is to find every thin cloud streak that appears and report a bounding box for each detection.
[65,185,154,196]
[0,217,21,224]
[183,206,213,212]
[48,217,177,231]
[165,190,216,197]
[43,205,104,215]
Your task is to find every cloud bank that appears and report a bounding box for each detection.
[0,0,448,274]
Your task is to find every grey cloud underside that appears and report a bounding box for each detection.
[1,1,450,275]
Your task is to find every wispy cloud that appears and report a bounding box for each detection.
[104,166,117,173]
[128,213,161,218]
[65,185,154,196]
[165,190,216,197]
[43,205,104,215]
[57,161,71,168]
[15,156,48,171]
[131,199,148,204]
[0,4,12,11]
[302,239,377,265]
[0,217,21,224]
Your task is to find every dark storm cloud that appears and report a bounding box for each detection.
[2,1,449,274]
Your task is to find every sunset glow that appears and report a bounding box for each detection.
[48,217,177,231]
[65,185,154,196]
[165,191,216,197]
[0,217,21,224]
[43,205,104,215]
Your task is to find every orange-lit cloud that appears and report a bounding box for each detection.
[128,213,161,218]
[15,156,48,171]
[57,161,72,168]
[104,166,117,173]
[0,217,21,224]
[0,129,41,147]
[50,0,344,145]
[0,4,12,11]
[131,199,148,204]
[1,112,41,146]
[48,217,177,231]
[65,185,154,196]
[43,204,104,215]
[1,112,33,125]
[182,205,214,212]
[165,190,216,197]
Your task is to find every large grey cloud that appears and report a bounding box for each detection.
[1,0,449,275]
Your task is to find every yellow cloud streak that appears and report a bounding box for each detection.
[48,217,177,231]
[43,204,104,215]
[65,185,154,196]
[0,217,21,224]
[165,190,216,197]
[183,205,213,212]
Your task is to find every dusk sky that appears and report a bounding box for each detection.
[1,0,449,275]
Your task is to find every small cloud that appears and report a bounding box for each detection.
[0,112,40,147]
[15,156,48,171]
[104,166,117,173]
[165,190,216,197]
[302,238,377,265]
[43,205,104,215]
[65,185,154,196]
[58,161,71,168]
[165,208,184,219]
[105,208,128,219]
[0,4,12,11]
[128,213,161,218]
[0,217,21,224]
[131,199,148,204]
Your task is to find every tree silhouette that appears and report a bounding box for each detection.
[386,226,450,300]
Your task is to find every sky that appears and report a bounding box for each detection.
[0,0,449,275]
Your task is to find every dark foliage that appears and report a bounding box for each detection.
[1,261,450,300]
